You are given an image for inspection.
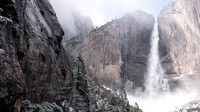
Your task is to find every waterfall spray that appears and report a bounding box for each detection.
[145,20,169,98]
[128,20,198,112]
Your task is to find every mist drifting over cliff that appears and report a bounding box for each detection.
[1,0,200,111]
[50,0,175,26]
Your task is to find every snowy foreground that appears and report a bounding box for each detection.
[127,90,199,112]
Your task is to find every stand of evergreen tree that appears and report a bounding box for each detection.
[66,54,142,112]
[69,54,92,112]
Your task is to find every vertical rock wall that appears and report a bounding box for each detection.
[158,0,200,90]
[158,0,200,76]
[0,0,71,111]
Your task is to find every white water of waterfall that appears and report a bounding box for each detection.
[144,20,169,98]
[127,20,198,112]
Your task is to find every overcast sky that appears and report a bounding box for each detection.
[50,0,175,26]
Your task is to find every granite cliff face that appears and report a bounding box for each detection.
[0,0,71,111]
[158,0,200,89]
[66,11,155,88]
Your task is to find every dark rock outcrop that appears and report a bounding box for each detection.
[0,0,71,111]
[66,11,155,88]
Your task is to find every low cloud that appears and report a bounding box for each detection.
[50,0,175,26]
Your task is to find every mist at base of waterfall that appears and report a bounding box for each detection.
[127,88,199,112]
[128,20,200,112]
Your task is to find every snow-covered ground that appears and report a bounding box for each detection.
[174,100,200,112]
[127,90,199,112]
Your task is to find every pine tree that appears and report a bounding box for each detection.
[71,54,92,111]
[70,54,141,112]
[119,85,128,103]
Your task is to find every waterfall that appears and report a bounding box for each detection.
[144,20,169,98]
[128,20,197,112]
